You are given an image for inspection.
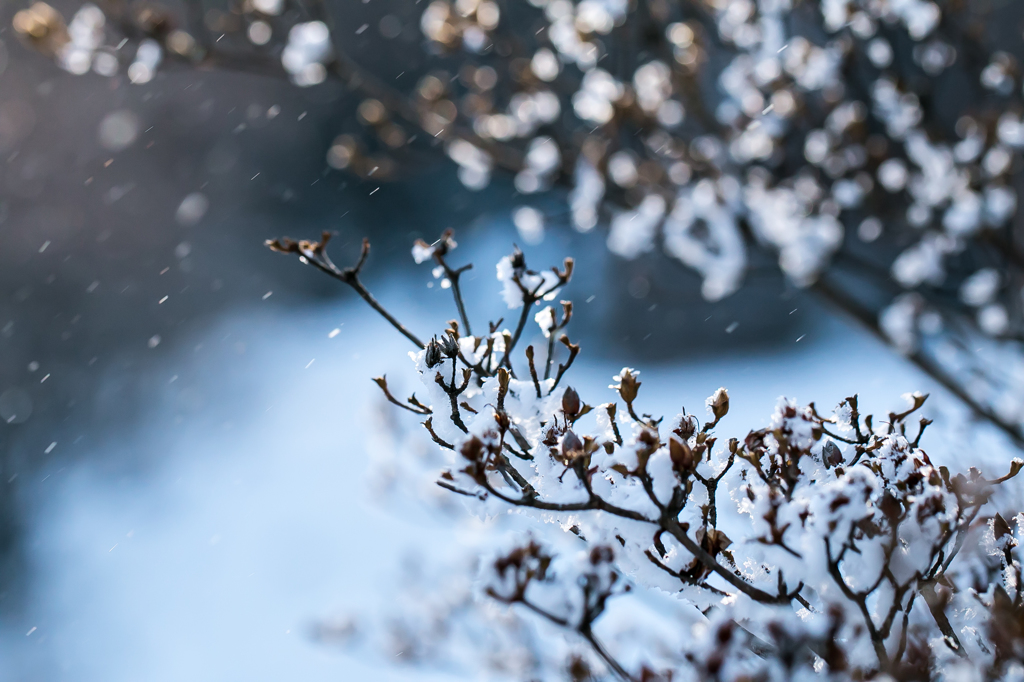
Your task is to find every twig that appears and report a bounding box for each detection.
[525,345,543,398]
[550,335,580,393]
[266,234,425,349]
[372,376,432,415]
[435,366,470,433]
[423,418,454,450]
[579,625,635,682]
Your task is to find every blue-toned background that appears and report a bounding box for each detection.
[0,7,1018,679]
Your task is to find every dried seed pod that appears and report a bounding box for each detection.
[561,430,584,461]
[614,368,641,404]
[823,440,843,468]
[674,413,697,441]
[562,386,580,420]
[441,332,460,358]
[708,387,729,421]
[510,246,526,271]
[669,436,694,474]
[425,337,443,368]
[460,436,484,461]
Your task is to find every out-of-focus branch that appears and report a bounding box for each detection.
[812,274,1024,449]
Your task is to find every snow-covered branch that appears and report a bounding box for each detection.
[270,229,1024,680]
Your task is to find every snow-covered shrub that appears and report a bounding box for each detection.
[269,229,1024,681]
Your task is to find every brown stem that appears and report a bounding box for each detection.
[550,336,580,393]
[372,376,432,415]
[423,418,454,450]
[919,580,966,658]
[435,366,469,433]
[824,538,890,671]
[479,471,790,606]
[444,263,474,337]
[269,236,425,349]
[660,518,787,605]
[481,479,652,522]
[525,345,542,398]
[544,329,558,381]
[501,297,536,370]
[324,265,425,350]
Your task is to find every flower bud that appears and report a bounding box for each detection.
[561,430,584,461]
[668,437,694,473]
[707,387,729,421]
[496,366,510,410]
[674,414,696,441]
[562,386,580,420]
[510,246,526,272]
[460,436,484,461]
[441,332,460,358]
[612,368,640,404]
[823,440,843,468]
[494,409,510,432]
[424,337,443,368]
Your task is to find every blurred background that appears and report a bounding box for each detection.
[0,1,1022,680]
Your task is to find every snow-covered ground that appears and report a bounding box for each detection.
[1,248,1018,681]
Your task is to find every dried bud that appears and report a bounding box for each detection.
[823,440,843,468]
[494,409,510,432]
[560,300,573,325]
[903,391,929,413]
[668,437,694,473]
[879,491,901,521]
[589,545,614,565]
[707,387,729,421]
[994,514,1017,546]
[460,436,484,462]
[265,237,300,254]
[562,386,581,420]
[496,366,510,410]
[612,368,641,404]
[702,528,732,554]
[674,413,696,441]
[510,246,526,272]
[441,332,460,358]
[438,228,458,254]
[745,429,767,454]
[561,430,584,460]
[560,257,574,282]
[424,337,443,368]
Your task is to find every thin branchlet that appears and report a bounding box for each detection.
[266,233,425,349]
